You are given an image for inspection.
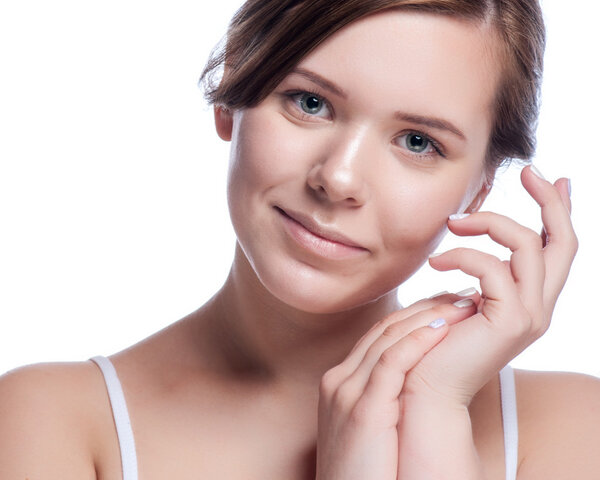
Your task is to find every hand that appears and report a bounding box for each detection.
[403,165,577,406]
[315,295,478,480]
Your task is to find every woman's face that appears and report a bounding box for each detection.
[219,11,501,313]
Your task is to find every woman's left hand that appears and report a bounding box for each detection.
[403,165,577,406]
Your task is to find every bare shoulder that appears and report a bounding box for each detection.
[515,369,600,478]
[0,360,112,479]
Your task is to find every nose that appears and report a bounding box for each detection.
[306,125,371,206]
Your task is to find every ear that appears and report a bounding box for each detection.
[464,179,492,214]
[214,105,233,141]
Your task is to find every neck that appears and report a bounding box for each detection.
[200,244,401,390]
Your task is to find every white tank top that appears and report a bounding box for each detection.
[90,356,519,480]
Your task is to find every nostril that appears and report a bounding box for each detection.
[306,181,328,198]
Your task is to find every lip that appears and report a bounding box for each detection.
[275,206,369,258]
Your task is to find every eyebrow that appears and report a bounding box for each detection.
[290,68,348,99]
[394,112,466,141]
[290,68,466,141]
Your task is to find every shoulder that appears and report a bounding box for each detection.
[515,368,600,426]
[0,360,109,479]
[515,369,600,478]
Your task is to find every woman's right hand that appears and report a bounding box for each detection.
[314,294,478,480]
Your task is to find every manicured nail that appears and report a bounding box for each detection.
[428,318,447,329]
[429,252,443,258]
[567,178,572,198]
[429,290,449,299]
[453,298,474,308]
[456,287,478,296]
[530,164,546,180]
[449,213,470,221]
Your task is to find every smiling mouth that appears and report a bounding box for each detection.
[275,206,369,259]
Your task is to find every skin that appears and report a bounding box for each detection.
[224,12,492,317]
[1,9,599,480]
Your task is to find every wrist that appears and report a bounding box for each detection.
[401,388,471,412]
[397,393,483,480]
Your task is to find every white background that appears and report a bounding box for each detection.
[0,1,598,376]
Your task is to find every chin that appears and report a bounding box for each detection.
[253,254,402,315]
[269,285,375,315]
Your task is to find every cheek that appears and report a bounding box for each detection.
[227,110,318,260]
[378,174,472,255]
[227,112,312,204]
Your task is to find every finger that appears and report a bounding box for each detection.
[448,211,542,252]
[540,177,571,246]
[447,212,545,311]
[521,165,574,243]
[342,292,478,372]
[356,321,448,411]
[554,177,572,214]
[429,247,524,321]
[521,166,578,303]
[338,299,477,398]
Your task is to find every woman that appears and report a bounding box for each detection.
[1,0,598,479]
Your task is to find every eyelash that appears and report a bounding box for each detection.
[399,131,446,158]
[284,89,332,121]
[283,89,446,159]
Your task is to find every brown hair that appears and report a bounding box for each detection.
[199,0,545,169]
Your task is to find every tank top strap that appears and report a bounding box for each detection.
[90,355,139,480]
[89,355,517,479]
[499,364,518,480]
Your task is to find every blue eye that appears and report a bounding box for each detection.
[395,132,443,157]
[287,91,331,119]
[405,133,430,153]
[299,93,324,115]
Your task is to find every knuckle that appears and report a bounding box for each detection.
[430,303,452,319]
[381,305,420,328]
[480,254,505,273]
[349,399,372,425]
[319,369,340,397]
[570,233,579,256]
[377,310,403,331]
[331,381,358,411]
[382,321,408,339]
[408,327,431,344]
[378,338,417,371]
[378,348,404,369]
[524,230,544,250]
[490,255,506,270]
[378,335,420,370]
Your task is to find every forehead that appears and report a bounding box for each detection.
[296,10,502,139]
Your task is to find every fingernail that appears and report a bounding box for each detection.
[530,164,546,180]
[449,213,470,221]
[429,290,449,299]
[429,252,443,258]
[567,178,572,197]
[428,318,447,329]
[453,298,474,308]
[456,287,478,296]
